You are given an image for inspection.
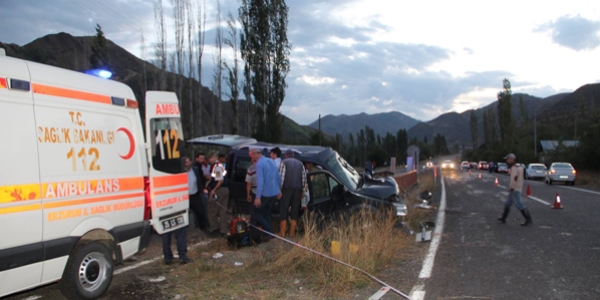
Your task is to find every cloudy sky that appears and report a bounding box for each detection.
[1,0,600,125]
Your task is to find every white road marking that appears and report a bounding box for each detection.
[410,176,447,300]
[114,240,213,275]
[498,185,507,189]
[558,185,600,196]
[527,195,551,206]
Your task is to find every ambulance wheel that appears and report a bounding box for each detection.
[59,241,114,299]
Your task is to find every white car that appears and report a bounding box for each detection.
[460,161,470,170]
[546,162,576,185]
[525,163,547,180]
[441,160,455,169]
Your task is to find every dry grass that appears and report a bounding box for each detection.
[402,172,437,231]
[270,208,410,296]
[172,174,436,299]
[574,170,600,187]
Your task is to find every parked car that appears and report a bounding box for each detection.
[425,161,434,168]
[496,162,509,173]
[187,134,408,219]
[546,162,576,185]
[460,161,470,170]
[441,160,455,169]
[470,162,478,169]
[478,161,489,170]
[525,163,547,180]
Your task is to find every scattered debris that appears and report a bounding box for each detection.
[234,262,244,266]
[213,252,224,259]
[149,276,166,283]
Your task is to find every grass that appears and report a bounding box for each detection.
[171,175,437,299]
[402,172,437,231]
[574,170,600,187]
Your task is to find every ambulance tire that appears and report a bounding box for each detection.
[59,241,114,299]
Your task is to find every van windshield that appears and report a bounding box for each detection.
[150,118,185,174]
[325,152,360,191]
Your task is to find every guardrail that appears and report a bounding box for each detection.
[393,170,418,191]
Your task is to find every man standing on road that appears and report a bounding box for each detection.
[162,157,193,265]
[498,153,533,226]
[278,149,307,237]
[250,148,282,237]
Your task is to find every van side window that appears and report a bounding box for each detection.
[150,118,185,174]
[234,156,251,183]
[311,173,330,204]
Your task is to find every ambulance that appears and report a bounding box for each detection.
[0,49,189,299]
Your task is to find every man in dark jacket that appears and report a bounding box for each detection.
[191,153,209,232]
[278,149,307,237]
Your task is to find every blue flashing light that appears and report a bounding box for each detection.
[86,69,113,79]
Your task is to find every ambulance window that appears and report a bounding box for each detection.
[150,118,185,174]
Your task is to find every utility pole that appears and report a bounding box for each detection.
[318,114,321,146]
[534,106,537,158]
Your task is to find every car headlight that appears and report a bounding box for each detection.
[450,164,455,168]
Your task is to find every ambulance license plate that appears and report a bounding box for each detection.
[162,215,185,230]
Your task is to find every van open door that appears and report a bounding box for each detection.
[145,91,189,234]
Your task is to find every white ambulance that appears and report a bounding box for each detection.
[0,49,190,299]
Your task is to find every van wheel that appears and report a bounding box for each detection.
[59,241,114,299]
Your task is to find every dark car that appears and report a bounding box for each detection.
[187,135,407,220]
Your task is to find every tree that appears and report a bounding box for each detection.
[396,129,408,163]
[154,0,167,90]
[497,78,515,150]
[89,24,109,70]
[239,0,291,142]
[212,0,224,133]
[239,0,253,136]
[224,12,240,134]
[195,0,207,135]
[470,110,478,149]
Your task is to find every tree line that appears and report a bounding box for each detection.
[467,78,600,170]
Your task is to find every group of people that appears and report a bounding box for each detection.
[245,147,308,238]
[162,147,308,264]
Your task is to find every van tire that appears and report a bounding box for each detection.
[59,241,114,299]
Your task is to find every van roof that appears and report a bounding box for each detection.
[187,134,334,159]
[1,54,136,101]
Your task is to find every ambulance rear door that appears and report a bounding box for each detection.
[145,91,189,234]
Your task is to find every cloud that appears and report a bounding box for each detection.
[536,15,600,51]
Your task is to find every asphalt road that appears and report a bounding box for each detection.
[421,168,600,300]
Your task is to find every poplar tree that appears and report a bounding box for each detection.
[90,24,109,70]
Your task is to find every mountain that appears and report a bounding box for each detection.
[408,92,570,147]
[307,111,419,139]
[0,32,317,144]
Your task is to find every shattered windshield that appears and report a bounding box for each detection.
[325,152,360,191]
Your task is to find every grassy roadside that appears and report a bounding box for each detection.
[169,173,437,299]
[575,170,600,187]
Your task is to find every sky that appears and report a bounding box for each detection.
[1,0,600,125]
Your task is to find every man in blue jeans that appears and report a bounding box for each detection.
[498,153,533,226]
[250,148,282,238]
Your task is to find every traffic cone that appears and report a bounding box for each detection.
[526,185,531,196]
[469,169,472,176]
[551,193,564,209]
[478,173,482,180]
[494,177,499,186]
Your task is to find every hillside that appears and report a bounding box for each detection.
[307,111,419,139]
[408,92,570,147]
[0,32,316,144]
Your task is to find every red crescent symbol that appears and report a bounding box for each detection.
[117,127,135,160]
